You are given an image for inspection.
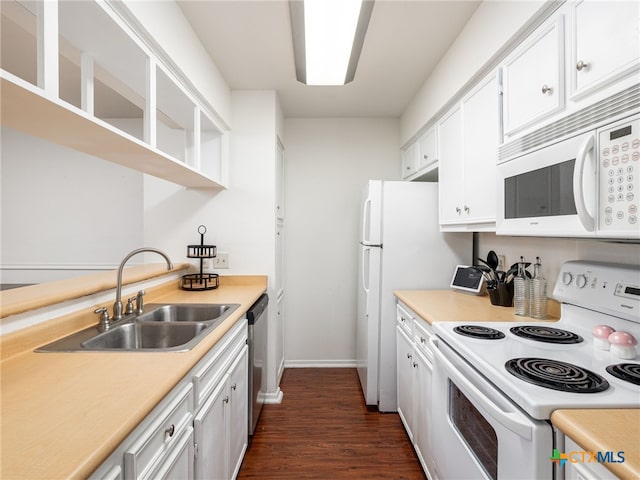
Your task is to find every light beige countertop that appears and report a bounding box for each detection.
[1,275,267,479]
[394,289,639,480]
[393,289,560,324]
[551,409,640,480]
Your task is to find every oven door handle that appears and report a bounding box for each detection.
[573,133,595,232]
[429,337,533,440]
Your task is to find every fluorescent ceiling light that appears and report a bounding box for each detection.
[290,0,374,86]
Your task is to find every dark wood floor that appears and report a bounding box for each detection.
[238,368,426,479]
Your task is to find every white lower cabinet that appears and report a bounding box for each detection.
[396,303,436,480]
[90,318,249,480]
[194,342,248,480]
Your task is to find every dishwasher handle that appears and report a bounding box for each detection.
[247,293,269,324]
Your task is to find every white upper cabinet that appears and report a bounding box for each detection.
[0,0,229,189]
[401,126,438,181]
[568,0,640,101]
[417,126,437,172]
[439,71,500,230]
[502,14,565,136]
[401,142,418,179]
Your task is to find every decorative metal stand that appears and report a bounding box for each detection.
[181,225,219,291]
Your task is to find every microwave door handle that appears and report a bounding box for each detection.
[429,337,533,440]
[573,134,595,232]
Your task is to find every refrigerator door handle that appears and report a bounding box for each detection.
[361,195,372,244]
[361,246,370,294]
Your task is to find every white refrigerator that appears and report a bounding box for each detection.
[357,180,472,412]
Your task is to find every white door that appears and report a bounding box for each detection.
[502,15,564,135]
[194,378,229,480]
[356,243,381,405]
[228,345,248,479]
[396,326,414,440]
[461,71,500,224]
[570,0,640,99]
[438,105,464,224]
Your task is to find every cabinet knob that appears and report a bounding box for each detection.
[464,205,470,214]
[423,154,428,160]
[165,424,175,438]
[231,383,237,391]
[455,206,461,214]
[576,60,589,71]
[406,165,411,170]
[407,353,412,359]
[413,362,418,368]
[420,336,426,343]
[224,396,229,404]
[541,84,552,95]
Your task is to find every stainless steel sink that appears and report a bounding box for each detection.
[138,303,238,323]
[80,322,210,350]
[36,303,240,352]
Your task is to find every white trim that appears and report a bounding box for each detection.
[284,360,357,368]
[262,388,284,405]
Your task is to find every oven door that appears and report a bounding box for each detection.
[496,130,597,237]
[430,337,553,480]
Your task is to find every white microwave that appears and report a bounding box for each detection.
[497,112,639,240]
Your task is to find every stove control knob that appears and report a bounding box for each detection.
[562,272,573,285]
[576,274,588,289]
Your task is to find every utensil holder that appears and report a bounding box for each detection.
[488,283,513,307]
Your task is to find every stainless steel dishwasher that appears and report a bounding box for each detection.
[247,293,268,440]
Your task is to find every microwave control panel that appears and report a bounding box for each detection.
[598,115,640,235]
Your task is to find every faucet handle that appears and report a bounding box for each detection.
[125,296,136,315]
[94,307,110,331]
[136,290,146,314]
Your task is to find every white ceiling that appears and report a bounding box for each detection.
[178,0,480,118]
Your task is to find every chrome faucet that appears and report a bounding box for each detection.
[112,248,173,321]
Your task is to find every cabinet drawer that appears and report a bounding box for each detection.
[124,383,194,480]
[413,319,434,363]
[396,305,414,336]
[192,319,247,408]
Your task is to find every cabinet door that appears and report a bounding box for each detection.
[228,345,249,480]
[276,294,284,384]
[461,71,500,224]
[151,427,195,480]
[194,377,229,480]
[417,127,437,171]
[413,349,433,478]
[401,143,418,179]
[276,138,285,219]
[503,15,564,135]
[438,105,464,224]
[570,0,640,99]
[396,325,414,440]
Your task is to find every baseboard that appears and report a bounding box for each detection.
[284,360,356,368]
[263,388,284,404]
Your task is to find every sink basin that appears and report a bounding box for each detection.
[36,303,240,352]
[81,322,209,350]
[138,303,239,323]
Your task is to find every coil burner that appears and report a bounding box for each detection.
[510,326,583,344]
[453,325,506,340]
[606,363,640,386]
[505,358,609,393]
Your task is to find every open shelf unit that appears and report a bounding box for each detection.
[0,0,228,189]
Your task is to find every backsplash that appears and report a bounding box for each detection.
[476,233,640,299]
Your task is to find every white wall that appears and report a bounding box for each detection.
[283,118,400,365]
[144,91,277,278]
[122,0,232,126]
[477,234,640,299]
[0,127,143,283]
[400,0,550,145]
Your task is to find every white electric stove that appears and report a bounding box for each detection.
[429,261,640,480]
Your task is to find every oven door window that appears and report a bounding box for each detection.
[449,381,498,480]
[504,159,577,218]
